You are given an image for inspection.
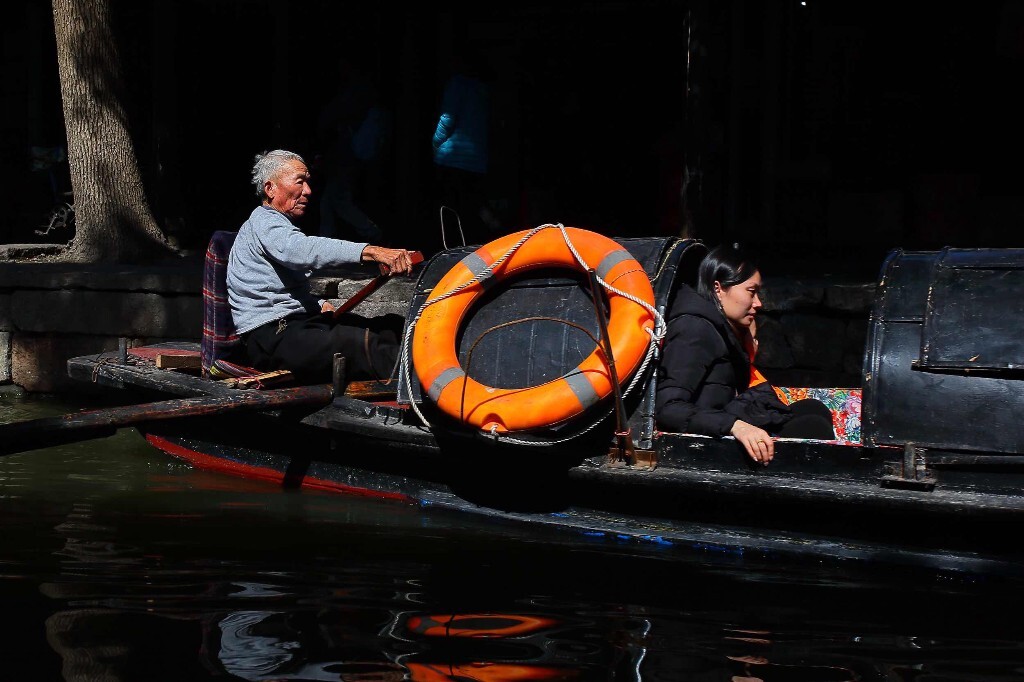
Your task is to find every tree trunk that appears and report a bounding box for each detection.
[51,0,177,263]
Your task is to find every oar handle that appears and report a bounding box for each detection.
[333,251,424,318]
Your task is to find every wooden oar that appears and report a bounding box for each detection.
[0,384,333,457]
[333,251,424,318]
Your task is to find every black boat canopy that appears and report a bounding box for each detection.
[864,247,1024,455]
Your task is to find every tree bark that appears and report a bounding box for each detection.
[51,0,177,263]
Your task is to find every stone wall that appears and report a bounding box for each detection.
[0,259,874,393]
[0,259,204,393]
[0,331,10,384]
[756,278,875,388]
[0,259,414,394]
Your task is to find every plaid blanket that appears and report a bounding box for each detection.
[200,231,242,377]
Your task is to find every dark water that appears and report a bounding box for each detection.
[3,392,1024,681]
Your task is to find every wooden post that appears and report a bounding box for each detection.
[333,353,347,397]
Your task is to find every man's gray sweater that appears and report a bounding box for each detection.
[227,206,367,334]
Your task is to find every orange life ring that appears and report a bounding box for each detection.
[412,226,656,433]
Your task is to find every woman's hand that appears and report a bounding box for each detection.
[730,419,774,465]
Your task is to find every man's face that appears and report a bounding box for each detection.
[265,160,312,218]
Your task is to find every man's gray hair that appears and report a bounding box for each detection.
[251,149,305,199]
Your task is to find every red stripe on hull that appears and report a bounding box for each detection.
[145,434,412,502]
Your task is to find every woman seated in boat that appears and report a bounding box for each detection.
[655,244,834,465]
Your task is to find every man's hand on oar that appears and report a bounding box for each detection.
[360,246,421,276]
[333,251,423,318]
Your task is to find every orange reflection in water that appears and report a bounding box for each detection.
[405,614,559,638]
[407,661,577,682]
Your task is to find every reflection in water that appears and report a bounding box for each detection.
[217,610,341,681]
[208,602,614,675]
[208,606,647,681]
[392,611,649,681]
[4,394,1024,681]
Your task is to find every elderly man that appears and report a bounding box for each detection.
[227,149,416,384]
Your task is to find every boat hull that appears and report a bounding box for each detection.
[62,235,1024,575]
[132,404,1024,576]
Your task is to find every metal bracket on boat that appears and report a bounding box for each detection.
[604,448,656,470]
[633,447,658,470]
[606,436,657,469]
[607,428,636,465]
[881,443,936,491]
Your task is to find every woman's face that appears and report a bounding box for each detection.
[715,271,763,329]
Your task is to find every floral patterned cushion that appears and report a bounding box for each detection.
[773,387,862,444]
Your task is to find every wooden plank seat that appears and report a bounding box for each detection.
[128,344,291,388]
[126,343,398,398]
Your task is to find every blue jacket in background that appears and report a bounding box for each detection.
[432,74,489,175]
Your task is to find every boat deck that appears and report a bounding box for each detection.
[68,342,1024,513]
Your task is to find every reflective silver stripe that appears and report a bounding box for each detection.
[460,252,495,288]
[427,366,465,402]
[563,369,601,410]
[596,249,634,280]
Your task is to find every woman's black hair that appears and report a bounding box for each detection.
[696,243,759,302]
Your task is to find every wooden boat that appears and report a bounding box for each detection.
[60,228,1024,575]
